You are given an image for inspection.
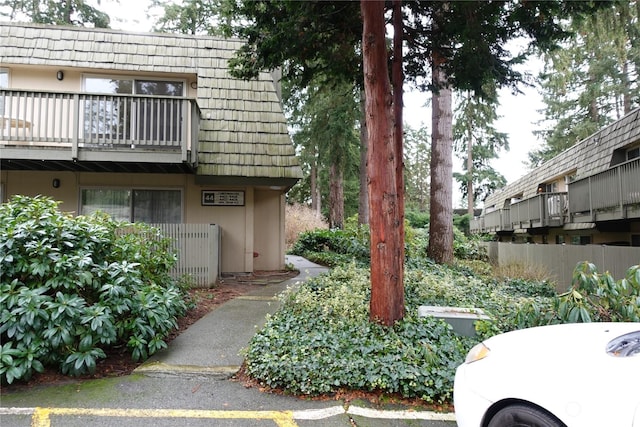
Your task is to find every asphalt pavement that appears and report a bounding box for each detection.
[0,255,457,426]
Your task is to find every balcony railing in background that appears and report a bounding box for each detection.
[568,157,640,222]
[510,192,567,229]
[1,89,200,163]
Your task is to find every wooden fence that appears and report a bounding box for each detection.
[482,242,640,291]
[154,223,221,288]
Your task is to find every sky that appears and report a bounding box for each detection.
[98,0,545,208]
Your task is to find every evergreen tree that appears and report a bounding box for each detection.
[284,80,360,229]
[150,0,223,35]
[403,123,431,213]
[453,89,508,211]
[0,0,110,27]
[530,1,640,166]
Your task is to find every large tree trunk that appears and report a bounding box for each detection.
[310,146,320,215]
[361,0,404,326]
[329,162,344,229]
[392,0,405,262]
[427,56,454,264]
[358,89,370,225]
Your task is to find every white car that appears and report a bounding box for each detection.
[454,322,640,427]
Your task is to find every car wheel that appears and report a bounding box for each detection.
[487,404,564,427]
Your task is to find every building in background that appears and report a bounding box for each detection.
[0,22,302,283]
[471,108,640,247]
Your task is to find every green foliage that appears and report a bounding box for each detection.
[0,196,188,384]
[405,210,430,228]
[515,262,640,327]
[531,2,640,167]
[244,264,475,402]
[0,0,111,27]
[288,225,370,267]
[244,261,563,401]
[255,220,639,402]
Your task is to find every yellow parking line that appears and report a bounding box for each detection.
[31,407,297,427]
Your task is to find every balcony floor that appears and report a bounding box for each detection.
[1,158,195,174]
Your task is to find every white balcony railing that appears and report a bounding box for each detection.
[1,89,200,163]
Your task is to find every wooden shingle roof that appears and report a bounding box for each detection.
[0,22,302,184]
[484,108,640,209]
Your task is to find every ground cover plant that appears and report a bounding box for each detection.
[0,196,189,384]
[253,222,640,403]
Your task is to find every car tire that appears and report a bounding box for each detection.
[487,404,564,427]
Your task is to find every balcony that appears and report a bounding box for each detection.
[568,157,640,222]
[510,192,567,229]
[1,89,200,173]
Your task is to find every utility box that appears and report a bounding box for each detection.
[418,306,491,337]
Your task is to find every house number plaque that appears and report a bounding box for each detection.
[202,190,245,206]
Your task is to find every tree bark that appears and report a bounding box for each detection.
[361,0,404,325]
[329,162,344,229]
[392,0,405,262]
[310,146,320,215]
[427,54,454,264]
[358,89,370,225]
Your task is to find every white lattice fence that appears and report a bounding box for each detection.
[154,223,220,288]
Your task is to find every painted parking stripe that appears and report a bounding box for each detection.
[1,406,455,425]
[16,407,298,427]
[348,406,457,421]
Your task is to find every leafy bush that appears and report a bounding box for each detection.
[515,261,640,327]
[0,196,188,384]
[405,210,429,228]
[452,228,488,261]
[288,226,370,267]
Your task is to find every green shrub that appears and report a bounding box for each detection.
[405,210,429,228]
[288,226,370,267]
[452,227,488,261]
[515,261,640,327]
[0,196,188,384]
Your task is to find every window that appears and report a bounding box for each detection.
[80,188,182,223]
[627,147,640,161]
[83,76,185,143]
[571,235,591,245]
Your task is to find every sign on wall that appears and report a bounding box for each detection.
[201,190,245,206]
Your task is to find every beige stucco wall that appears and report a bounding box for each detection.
[6,64,197,97]
[253,189,285,271]
[0,170,285,273]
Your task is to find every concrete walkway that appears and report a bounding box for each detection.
[135,255,329,379]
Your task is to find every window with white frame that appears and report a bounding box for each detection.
[80,188,182,223]
[83,75,185,143]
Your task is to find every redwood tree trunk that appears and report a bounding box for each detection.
[392,0,405,264]
[427,56,454,264]
[361,0,404,325]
